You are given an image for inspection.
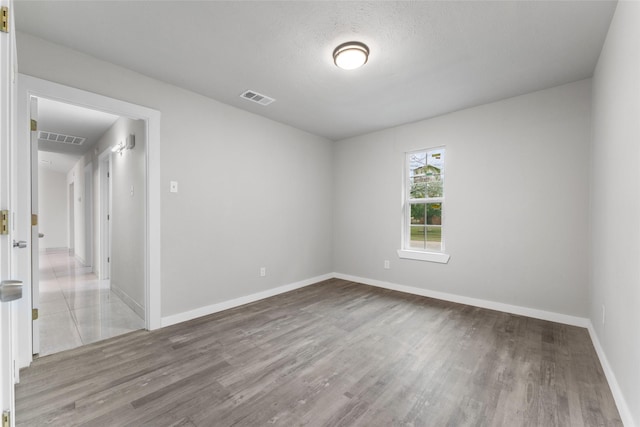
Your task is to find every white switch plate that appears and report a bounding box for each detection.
[260,267,266,277]
[170,181,178,193]
[384,260,390,269]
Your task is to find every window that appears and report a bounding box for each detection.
[398,147,450,263]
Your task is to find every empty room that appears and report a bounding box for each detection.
[1,1,638,426]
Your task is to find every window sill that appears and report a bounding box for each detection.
[397,249,450,264]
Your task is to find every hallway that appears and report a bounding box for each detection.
[38,250,144,356]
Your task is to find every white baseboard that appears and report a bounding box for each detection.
[160,273,334,328]
[334,272,590,328]
[74,254,89,268]
[587,323,636,427]
[157,271,632,426]
[335,272,635,426]
[111,284,145,319]
[161,271,589,329]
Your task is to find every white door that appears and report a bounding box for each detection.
[1,0,20,425]
[29,97,39,355]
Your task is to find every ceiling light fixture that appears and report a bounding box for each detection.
[333,41,369,70]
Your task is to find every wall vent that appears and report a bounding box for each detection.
[38,131,85,146]
[240,90,275,106]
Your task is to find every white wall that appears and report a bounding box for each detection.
[590,2,640,426]
[334,80,591,318]
[14,16,638,425]
[37,166,67,250]
[89,117,146,314]
[16,32,334,318]
[66,156,88,265]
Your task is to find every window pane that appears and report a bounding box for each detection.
[410,181,426,199]
[409,149,444,199]
[426,149,444,197]
[409,226,442,251]
[410,203,442,225]
[426,203,442,225]
[427,149,445,170]
[409,226,426,249]
[426,226,443,251]
[426,179,443,198]
[410,203,427,224]
[409,152,427,174]
[409,151,427,199]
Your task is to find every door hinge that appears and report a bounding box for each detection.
[32,308,39,320]
[1,6,8,33]
[0,210,8,235]
[2,411,10,427]
[32,213,38,226]
[30,119,37,131]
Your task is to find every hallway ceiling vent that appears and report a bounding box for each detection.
[240,90,275,106]
[38,131,86,146]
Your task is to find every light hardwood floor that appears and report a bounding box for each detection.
[16,279,621,426]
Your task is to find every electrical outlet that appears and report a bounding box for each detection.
[260,267,266,277]
[602,305,606,325]
[384,260,390,269]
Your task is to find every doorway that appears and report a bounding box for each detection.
[16,74,161,369]
[35,98,146,356]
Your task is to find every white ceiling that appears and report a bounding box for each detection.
[38,150,81,174]
[37,97,120,156]
[15,1,617,141]
[36,98,119,174]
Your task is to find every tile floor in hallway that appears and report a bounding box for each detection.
[38,250,144,356]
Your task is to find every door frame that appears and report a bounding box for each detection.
[16,74,162,369]
[98,150,112,280]
[1,0,18,422]
[83,162,93,269]
[68,182,74,256]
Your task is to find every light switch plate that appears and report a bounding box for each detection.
[170,181,178,193]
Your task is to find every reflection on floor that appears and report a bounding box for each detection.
[38,250,144,356]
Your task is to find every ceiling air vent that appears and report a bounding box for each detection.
[240,90,275,106]
[38,131,86,146]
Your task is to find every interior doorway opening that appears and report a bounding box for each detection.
[33,96,147,356]
[16,74,161,370]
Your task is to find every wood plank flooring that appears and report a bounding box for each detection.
[15,279,622,426]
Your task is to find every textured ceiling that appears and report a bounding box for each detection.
[15,1,616,141]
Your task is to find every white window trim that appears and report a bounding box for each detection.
[400,147,450,264]
[397,249,450,263]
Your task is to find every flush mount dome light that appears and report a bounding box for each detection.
[333,41,369,70]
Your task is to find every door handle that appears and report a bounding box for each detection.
[0,280,23,302]
[39,233,45,238]
[13,240,27,248]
